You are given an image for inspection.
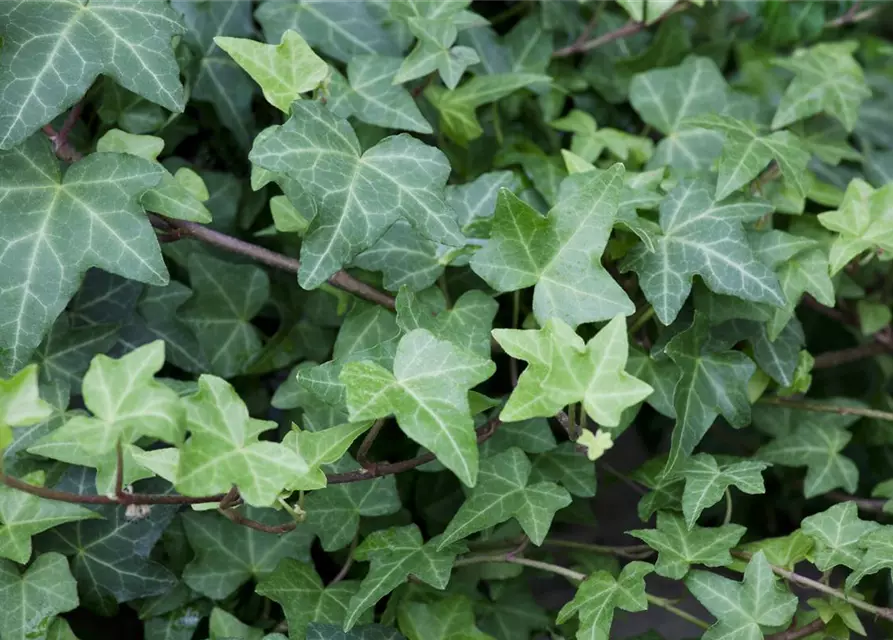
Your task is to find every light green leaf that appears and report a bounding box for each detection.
[0,1,185,149]
[629,512,746,579]
[341,329,495,487]
[96,129,164,160]
[396,287,497,358]
[438,447,571,548]
[182,508,314,600]
[344,525,466,630]
[282,421,373,491]
[735,531,814,572]
[846,525,893,590]
[857,300,892,336]
[556,561,653,640]
[686,551,798,640]
[398,594,494,640]
[818,179,893,274]
[0,135,166,375]
[676,454,769,528]
[0,552,78,640]
[472,165,636,328]
[215,30,328,113]
[800,502,879,572]
[395,18,479,89]
[685,115,810,200]
[0,365,52,430]
[621,179,782,325]
[256,559,368,638]
[772,42,871,132]
[176,375,307,507]
[493,315,653,425]
[250,101,462,288]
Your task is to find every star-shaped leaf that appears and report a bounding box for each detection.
[556,561,653,640]
[662,314,756,474]
[250,101,462,288]
[398,594,494,640]
[215,30,329,113]
[676,454,769,528]
[437,447,571,548]
[395,18,479,89]
[684,115,811,200]
[256,559,369,638]
[175,375,307,507]
[0,0,185,149]
[621,179,783,325]
[493,314,653,424]
[800,502,879,572]
[771,42,871,132]
[629,512,746,579]
[846,525,893,590]
[0,552,78,640]
[396,287,497,358]
[686,551,798,640]
[341,329,495,487]
[344,525,466,630]
[472,165,636,328]
[0,135,166,375]
[182,508,314,601]
[281,421,373,491]
[818,179,893,274]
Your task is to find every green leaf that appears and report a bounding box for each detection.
[208,607,263,640]
[306,623,406,640]
[0,552,78,640]
[478,580,550,640]
[629,511,746,579]
[493,315,653,424]
[182,508,314,600]
[176,375,307,507]
[395,287,497,358]
[257,559,369,637]
[472,165,636,328]
[341,329,495,487]
[676,454,769,528]
[530,442,597,498]
[281,421,373,491]
[772,42,871,132]
[351,223,445,292]
[735,531,814,572]
[0,364,52,430]
[438,447,572,548]
[684,114,811,200]
[818,179,893,274]
[686,551,797,640]
[846,525,893,590]
[0,135,166,374]
[345,525,466,630]
[250,101,462,288]
[0,1,185,149]
[395,19,479,90]
[33,314,120,395]
[621,179,783,325]
[556,561,653,640]
[800,502,879,572]
[215,30,329,113]
[398,594,494,640]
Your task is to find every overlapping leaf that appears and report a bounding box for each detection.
[676,454,769,527]
[398,595,494,640]
[395,287,497,358]
[818,179,893,274]
[800,502,879,572]
[0,552,78,640]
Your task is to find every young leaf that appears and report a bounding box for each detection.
[250,101,462,288]
[0,1,186,149]
[818,179,893,274]
[676,454,769,528]
[800,502,879,572]
[341,329,495,487]
[629,511,746,579]
[472,165,636,328]
[397,594,493,640]
[281,421,373,491]
[394,19,479,89]
[0,552,78,640]
[0,364,52,431]
[492,315,653,424]
[846,525,893,590]
[437,447,572,548]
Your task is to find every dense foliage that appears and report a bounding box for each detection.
[1,1,893,639]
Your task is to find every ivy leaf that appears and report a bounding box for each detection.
[281,421,373,491]
[306,623,406,640]
[818,179,893,275]
[257,559,369,637]
[215,30,329,113]
[250,101,462,289]
[437,447,572,548]
[33,314,119,395]
[472,165,636,328]
[341,329,495,487]
[176,375,307,507]
[344,525,466,630]
[684,114,811,200]
[0,552,78,640]
[676,454,769,528]
[180,254,270,378]
[556,561,653,640]
[182,508,314,600]
[0,0,185,149]
[0,135,166,375]
[846,525,893,590]
[395,287,497,358]
[207,608,263,640]
[800,502,879,572]
[445,171,522,234]
[492,315,653,424]
[622,179,783,325]
[478,579,550,640]
[398,594,494,640]
[329,56,433,134]
[0,364,52,431]
[662,313,756,474]
[772,42,871,132]
[351,222,444,293]
[530,442,597,498]
[395,19,479,89]
[686,551,798,640]
[629,512,746,579]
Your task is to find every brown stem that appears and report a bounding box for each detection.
[0,473,224,505]
[826,491,888,513]
[114,441,125,499]
[813,342,891,369]
[765,619,825,640]
[329,535,359,585]
[218,506,298,534]
[356,419,385,470]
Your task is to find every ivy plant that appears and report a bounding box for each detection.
[0,1,892,639]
